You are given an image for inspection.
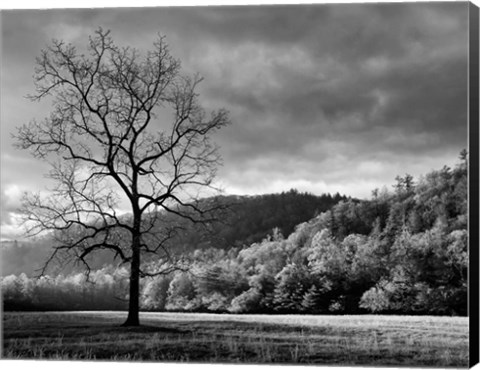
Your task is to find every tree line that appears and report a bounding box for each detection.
[2,154,468,315]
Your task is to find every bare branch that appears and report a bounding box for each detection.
[15,28,230,325]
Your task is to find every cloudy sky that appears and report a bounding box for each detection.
[0,2,470,240]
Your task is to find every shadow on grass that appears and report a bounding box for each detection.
[2,312,469,366]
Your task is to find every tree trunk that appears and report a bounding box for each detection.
[122,231,141,326]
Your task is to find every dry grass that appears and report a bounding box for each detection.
[2,311,469,366]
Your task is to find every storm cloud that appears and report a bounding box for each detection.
[0,3,469,239]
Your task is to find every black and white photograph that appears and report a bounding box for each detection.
[1,0,478,368]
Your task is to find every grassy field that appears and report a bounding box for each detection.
[2,311,469,366]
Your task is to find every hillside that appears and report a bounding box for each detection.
[1,190,347,277]
[1,154,468,315]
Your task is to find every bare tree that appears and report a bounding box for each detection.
[15,28,230,326]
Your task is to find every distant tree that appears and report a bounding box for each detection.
[273,263,311,312]
[15,29,229,325]
[1,274,28,309]
[166,272,199,311]
[229,287,263,313]
[142,275,171,311]
[301,285,321,313]
[197,260,248,300]
[351,235,386,286]
[308,229,347,280]
[301,281,332,314]
[404,174,414,192]
[359,282,390,313]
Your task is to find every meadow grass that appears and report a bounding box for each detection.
[2,311,468,366]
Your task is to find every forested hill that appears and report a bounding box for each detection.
[0,190,347,276]
[1,155,468,315]
[150,155,467,316]
[1,154,468,315]
[172,190,348,252]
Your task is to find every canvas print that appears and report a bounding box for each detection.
[0,1,477,367]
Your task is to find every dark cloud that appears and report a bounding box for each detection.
[210,3,467,180]
[0,3,470,238]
